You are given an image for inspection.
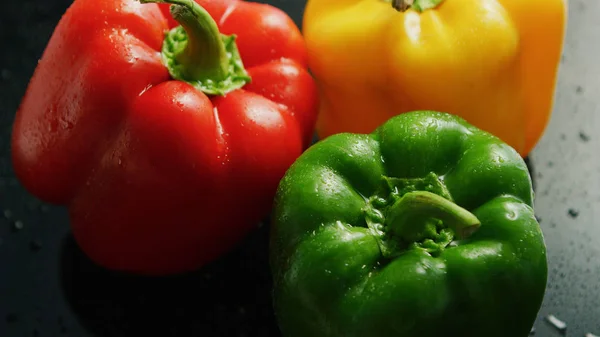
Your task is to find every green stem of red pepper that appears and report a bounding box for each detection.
[385,191,480,244]
[139,0,251,95]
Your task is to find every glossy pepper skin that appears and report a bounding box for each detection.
[270,111,547,337]
[11,0,318,275]
[303,0,567,157]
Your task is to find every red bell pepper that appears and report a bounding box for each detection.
[11,0,318,275]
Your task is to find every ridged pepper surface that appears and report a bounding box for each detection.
[270,111,547,337]
[303,0,567,156]
[12,0,318,275]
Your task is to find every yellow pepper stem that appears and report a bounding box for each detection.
[391,0,444,12]
[392,0,412,11]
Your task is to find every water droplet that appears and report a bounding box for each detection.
[3,209,12,218]
[11,220,24,232]
[579,131,590,142]
[545,314,567,333]
[59,118,74,130]
[567,208,579,218]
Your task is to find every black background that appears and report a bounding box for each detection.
[1,0,599,336]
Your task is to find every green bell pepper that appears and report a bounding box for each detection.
[269,111,547,337]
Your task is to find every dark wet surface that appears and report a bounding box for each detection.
[1,0,599,336]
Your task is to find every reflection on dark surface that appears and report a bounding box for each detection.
[524,156,536,191]
[57,159,536,337]
[59,223,280,337]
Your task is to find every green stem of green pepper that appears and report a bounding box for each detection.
[386,191,480,243]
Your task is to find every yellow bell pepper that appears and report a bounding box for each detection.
[303,0,567,157]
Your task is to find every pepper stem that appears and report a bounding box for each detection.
[139,0,250,95]
[386,191,480,243]
[391,0,444,12]
[392,0,412,11]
